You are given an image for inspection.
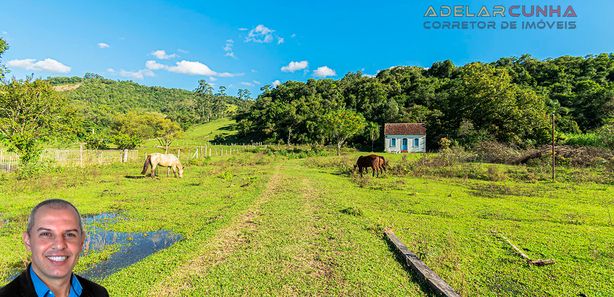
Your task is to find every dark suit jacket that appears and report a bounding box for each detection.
[0,265,109,297]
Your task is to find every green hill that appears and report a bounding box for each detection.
[140,118,237,150]
[50,76,193,113]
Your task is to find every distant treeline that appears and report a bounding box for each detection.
[236,54,614,149]
[47,75,251,136]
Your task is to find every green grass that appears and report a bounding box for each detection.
[0,151,612,296]
[141,118,237,150]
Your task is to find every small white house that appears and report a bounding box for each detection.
[384,123,426,153]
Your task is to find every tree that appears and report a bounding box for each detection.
[322,109,366,155]
[596,119,614,149]
[365,122,380,151]
[154,117,182,153]
[216,86,227,96]
[194,80,213,122]
[237,88,251,100]
[0,38,7,80]
[0,78,78,167]
[112,111,182,151]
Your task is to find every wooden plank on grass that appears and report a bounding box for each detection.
[385,229,461,297]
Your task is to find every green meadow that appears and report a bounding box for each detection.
[0,125,612,296]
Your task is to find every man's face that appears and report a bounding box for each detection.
[22,206,84,283]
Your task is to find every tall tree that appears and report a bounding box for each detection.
[0,38,8,80]
[0,79,78,167]
[112,111,182,150]
[322,109,366,155]
[194,80,213,122]
[365,122,380,151]
[237,88,251,100]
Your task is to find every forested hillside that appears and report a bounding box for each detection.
[15,75,250,153]
[236,54,614,149]
[49,75,247,129]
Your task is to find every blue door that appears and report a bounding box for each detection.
[402,138,408,151]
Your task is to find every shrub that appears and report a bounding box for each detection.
[561,133,601,147]
[340,207,363,216]
[474,141,523,164]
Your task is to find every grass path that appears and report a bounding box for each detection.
[148,162,424,296]
[150,168,284,295]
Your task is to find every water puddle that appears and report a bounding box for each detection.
[79,213,182,280]
[3,212,182,282]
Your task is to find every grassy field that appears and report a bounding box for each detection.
[0,124,612,296]
[141,118,238,149]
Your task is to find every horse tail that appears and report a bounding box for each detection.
[141,155,151,175]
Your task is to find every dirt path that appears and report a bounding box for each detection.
[149,167,284,296]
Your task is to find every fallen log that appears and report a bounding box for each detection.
[385,229,461,297]
[493,231,555,266]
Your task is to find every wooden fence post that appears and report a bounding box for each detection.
[79,144,84,168]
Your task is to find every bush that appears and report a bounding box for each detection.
[84,132,112,149]
[561,133,601,147]
[596,123,614,149]
[474,141,523,164]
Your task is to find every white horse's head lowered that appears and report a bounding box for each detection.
[141,153,184,178]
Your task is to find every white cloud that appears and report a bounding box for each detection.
[145,60,166,70]
[241,81,254,87]
[313,66,336,77]
[107,68,115,73]
[245,24,280,43]
[152,49,177,60]
[137,59,240,78]
[281,60,308,72]
[167,60,215,76]
[7,58,71,73]
[165,60,241,78]
[224,39,236,58]
[272,80,281,87]
[97,42,110,49]
[119,69,154,80]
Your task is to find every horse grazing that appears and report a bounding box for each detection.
[354,154,387,177]
[141,153,184,178]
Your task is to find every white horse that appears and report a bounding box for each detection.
[141,153,184,178]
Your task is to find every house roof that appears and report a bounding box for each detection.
[384,123,426,135]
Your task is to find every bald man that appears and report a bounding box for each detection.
[0,199,108,297]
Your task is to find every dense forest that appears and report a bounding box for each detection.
[236,54,614,149]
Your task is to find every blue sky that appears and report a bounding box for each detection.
[1,0,612,97]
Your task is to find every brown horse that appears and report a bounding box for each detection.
[141,153,184,178]
[354,154,387,177]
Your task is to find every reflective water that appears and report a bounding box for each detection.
[4,212,182,282]
[79,213,182,280]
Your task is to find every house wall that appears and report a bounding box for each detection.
[384,134,426,153]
